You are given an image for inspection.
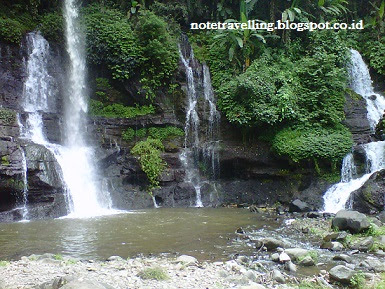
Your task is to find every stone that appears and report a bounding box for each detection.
[60,279,116,289]
[333,254,353,263]
[284,248,309,261]
[298,256,315,267]
[245,270,258,282]
[279,252,291,263]
[106,256,123,262]
[176,255,197,265]
[256,237,288,251]
[332,210,370,233]
[306,212,322,218]
[271,253,280,262]
[320,241,344,251]
[289,199,312,213]
[238,284,266,289]
[349,237,374,252]
[359,258,385,272]
[378,211,385,223]
[284,261,297,272]
[323,231,348,242]
[272,269,285,283]
[329,265,355,284]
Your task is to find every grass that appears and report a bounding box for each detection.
[137,267,169,281]
[351,272,366,289]
[53,254,63,261]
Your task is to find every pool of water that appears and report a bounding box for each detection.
[0,208,267,261]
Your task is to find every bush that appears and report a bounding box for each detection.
[137,267,169,280]
[272,125,353,163]
[131,138,166,193]
[134,11,179,100]
[39,11,63,42]
[84,4,141,80]
[89,100,155,118]
[0,17,26,43]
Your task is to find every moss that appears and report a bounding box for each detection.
[1,155,10,166]
[0,108,16,124]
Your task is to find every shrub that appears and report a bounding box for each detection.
[137,267,169,280]
[0,17,25,43]
[131,138,166,193]
[39,11,63,42]
[89,100,155,118]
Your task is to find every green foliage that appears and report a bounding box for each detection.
[84,4,141,80]
[0,17,26,43]
[134,11,179,100]
[297,251,319,263]
[0,108,16,124]
[0,260,9,267]
[1,156,10,166]
[53,254,63,261]
[350,272,366,289]
[272,125,353,162]
[89,100,155,118]
[38,11,63,42]
[122,126,184,142]
[137,267,169,280]
[363,39,385,76]
[131,138,166,192]
[150,1,188,25]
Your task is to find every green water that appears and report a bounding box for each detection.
[0,208,265,261]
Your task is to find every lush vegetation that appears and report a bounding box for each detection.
[122,126,184,142]
[1,0,385,175]
[131,138,166,193]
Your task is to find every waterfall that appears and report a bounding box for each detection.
[20,144,29,220]
[62,0,113,217]
[19,29,114,217]
[322,49,385,213]
[179,36,220,207]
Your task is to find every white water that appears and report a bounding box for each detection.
[323,49,385,213]
[179,38,220,207]
[63,0,113,217]
[19,28,114,218]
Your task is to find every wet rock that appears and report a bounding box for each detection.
[255,237,288,251]
[306,212,322,218]
[333,254,353,263]
[284,248,309,261]
[176,255,197,265]
[284,261,297,272]
[349,237,374,252]
[378,211,385,223]
[272,269,285,283]
[320,241,344,251]
[329,265,355,284]
[289,199,312,213]
[298,256,315,266]
[271,253,280,262]
[332,210,370,233]
[359,258,385,272]
[276,206,285,215]
[279,252,291,263]
[106,256,123,262]
[236,227,245,234]
[323,231,348,242]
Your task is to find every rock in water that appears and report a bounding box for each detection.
[332,210,370,233]
[298,256,315,266]
[272,269,285,283]
[329,265,355,284]
[176,255,197,265]
[320,241,344,251]
[284,248,309,261]
[279,252,291,263]
[289,199,312,213]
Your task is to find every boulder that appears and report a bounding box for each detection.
[332,210,370,233]
[271,253,280,262]
[350,170,385,214]
[254,237,288,251]
[332,254,353,263]
[279,252,291,263]
[349,237,374,252]
[298,256,315,266]
[323,231,348,242]
[320,241,344,251]
[289,199,312,213]
[284,248,309,261]
[176,255,197,265]
[329,265,355,284]
[359,258,385,272]
[272,269,285,283]
[284,261,297,272]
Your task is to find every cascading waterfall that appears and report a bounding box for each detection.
[20,146,29,220]
[322,49,385,213]
[179,36,220,207]
[18,21,113,217]
[62,0,113,216]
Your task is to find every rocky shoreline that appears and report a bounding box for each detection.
[2,209,385,289]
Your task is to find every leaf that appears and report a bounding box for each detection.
[282,10,288,21]
[235,36,244,48]
[229,46,235,61]
[288,9,295,21]
[318,0,325,7]
[380,0,385,18]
